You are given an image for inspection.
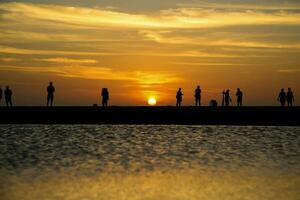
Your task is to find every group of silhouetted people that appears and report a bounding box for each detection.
[0,86,13,107]
[0,83,296,107]
[220,88,243,107]
[176,87,244,107]
[278,88,294,107]
[175,87,295,107]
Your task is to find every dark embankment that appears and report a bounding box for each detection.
[0,106,299,125]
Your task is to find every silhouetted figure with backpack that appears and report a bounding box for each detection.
[4,86,13,107]
[176,88,183,107]
[278,88,286,107]
[287,88,294,107]
[101,88,109,107]
[47,82,55,106]
[224,89,231,107]
[0,86,2,106]
[194,86,201,106]
[236,88,243,107]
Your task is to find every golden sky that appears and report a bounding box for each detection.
[0,1,300,106]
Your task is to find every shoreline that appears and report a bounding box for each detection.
[0,106,299,126]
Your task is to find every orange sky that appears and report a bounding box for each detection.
[0,1,300,106]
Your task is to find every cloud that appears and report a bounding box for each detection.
[1,2,300,30]
[0,65,180,85]
[139,30,300,49]
[0,45,123,56]
[177,1,300,11]
[0,57,20,62]
[277,69,300,73]
[35,57,98,64]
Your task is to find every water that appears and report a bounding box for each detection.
[0,125,299,200]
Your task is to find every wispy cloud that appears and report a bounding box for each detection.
[177,1,300,11]
[35,57,98,64]
[277,69,300,73]
[0,57,20,62]
[0,65,180,85]
[1,2,300,30]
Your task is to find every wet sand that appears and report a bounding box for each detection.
[0,106,299,125]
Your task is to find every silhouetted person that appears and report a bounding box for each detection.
[194,86,201,106]
[236,88,243,107]
[4,86,12,107]
[209,100,218,107]
[176,88,183,107]
[0,86,2,105]
[47,82,55,106]
[224,89,231,107]
[222,90,225,106]
[287,88,294,107]
[278,88,286,107]
[101,88,109,107]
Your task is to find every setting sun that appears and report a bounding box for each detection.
[148,97,157,106]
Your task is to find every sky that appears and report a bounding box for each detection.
[0,0,300,106]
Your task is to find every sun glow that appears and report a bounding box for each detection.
[148,97,157,106]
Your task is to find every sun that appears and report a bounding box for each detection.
[148,97,157,106]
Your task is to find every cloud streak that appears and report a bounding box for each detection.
[0,65,180,85]
[1,2,300,30]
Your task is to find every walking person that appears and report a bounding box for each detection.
[0,86,2,106]
[224,89,231,107]
[286,88,294,107]
[176,88,183,107]
[4,86,13,107]
[278,88,286,107]
[101,88,109,107]
[194,86,201,106]
[47,82,55,106]
[236,88,243,107]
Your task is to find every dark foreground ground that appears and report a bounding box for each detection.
[0,106,299,125]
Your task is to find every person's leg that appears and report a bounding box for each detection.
[47,95,50,106]
[50,96,54,106]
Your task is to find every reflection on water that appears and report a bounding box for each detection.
[0,125,299,200]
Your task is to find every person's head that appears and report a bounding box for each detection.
[237,88,240,91]
[197,85,200,89]
[49,82,53,86]
[281,88,284,92]
[288,88,291,91]
[179,88,181,91]
[226,89,230,93]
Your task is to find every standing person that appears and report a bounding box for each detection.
[194,85,201,106]
[176,88,183,107]
[0,86,2,105]
[286,88,294,107]
[47,82,55,106]
[224,89,231,107]
[4,86,13,107]
[236,88,243,107]
[278,88,286,107]
[222,90,225,106]
[101,88,109,107]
